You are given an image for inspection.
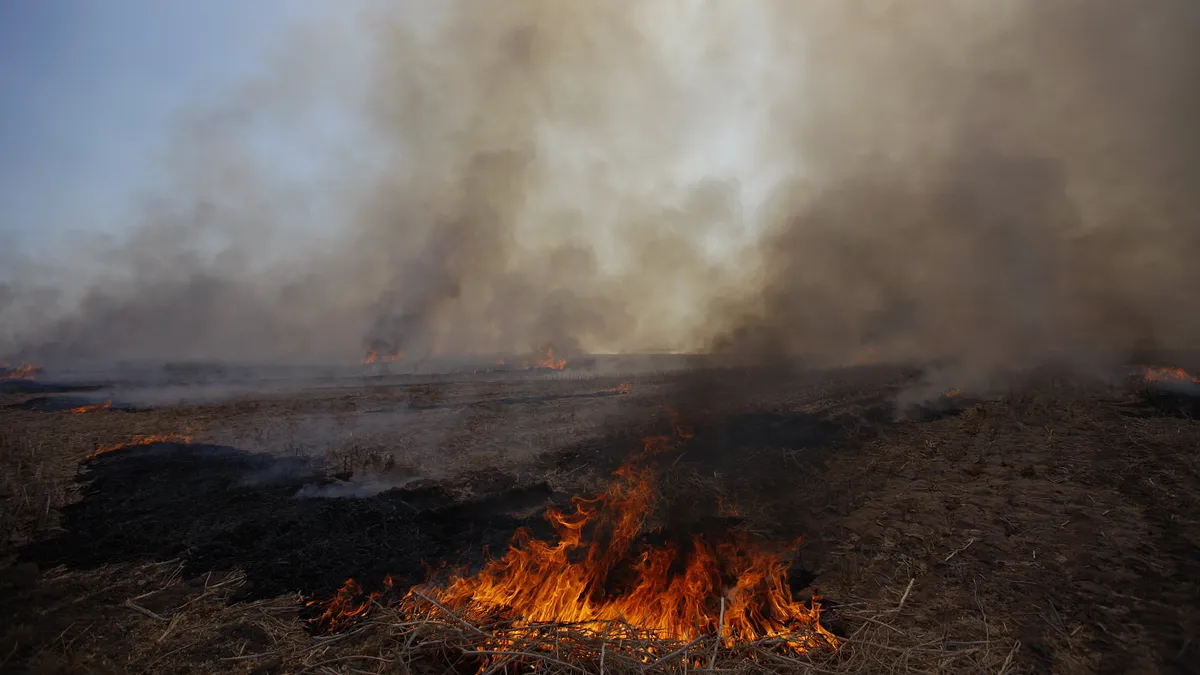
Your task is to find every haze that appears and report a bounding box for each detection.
[2,1,1197,375]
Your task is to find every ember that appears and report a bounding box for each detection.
[70,401,112,414]
[85,433,193,461]
[0,361,42,380]
[313,428,836,656]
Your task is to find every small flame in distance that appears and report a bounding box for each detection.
[1,361,42,380]
[70,401,112,414]
[85,433,193,461]
[312,428,836,654]
[1141,366,1200,384]
[363,349,402,365]
[533,345,567,370]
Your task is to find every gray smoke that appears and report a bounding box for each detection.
[3,1,1197,378]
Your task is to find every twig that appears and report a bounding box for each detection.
[409,590,490,638]
[997,640,1021,674]
[709,596,725,669]
[472,650,589,673]
[643,634,704,671]
[895,578,916,611]
[219,651,277,662]
[944,537,976,562]
[124,599,168,622]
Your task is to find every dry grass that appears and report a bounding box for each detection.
[11,558,1018,674]
[2,372,1197,673]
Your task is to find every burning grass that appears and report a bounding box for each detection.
[84,433,194,461]
[69,400,112,414]
[309,428,838,670]
[0,361,42,380]
[1140,364,1200,384]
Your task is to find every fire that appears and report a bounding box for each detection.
[313,428,836,656]
[605,382,633,394]
[943,388,962,398]
[70,401,112,414]
[1141,365,1200,384]
[363,349,402,365]
[308,576,395,632]
[85,433,193,461]
[533,345,567,370]
[0,361,41,380]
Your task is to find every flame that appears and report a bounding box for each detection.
[313,428,836,655]
[69,401,112,414]
[943,388,962,398]
[85,433,193,461]
[1141,365,1200,384]
[605,382,633,394]
[1,361,42,380]
[533,345,567,370]
[363,349,402,365]
[307,576,395,632]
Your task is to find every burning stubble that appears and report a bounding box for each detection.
[1,1,1198,383]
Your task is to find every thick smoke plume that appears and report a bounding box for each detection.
[3,1,1198,374]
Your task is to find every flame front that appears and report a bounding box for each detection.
[422,463,832,650]
[85,433,193,461]
[1,361,42,380]
[70,401,112,414]
[533,345,567,370]
[1141,365,1200,384]
[308,428,838,654]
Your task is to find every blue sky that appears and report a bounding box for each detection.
[0,1,330,252]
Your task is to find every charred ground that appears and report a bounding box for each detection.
[0,363,1197,673]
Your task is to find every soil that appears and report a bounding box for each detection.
[0,363,1197,674]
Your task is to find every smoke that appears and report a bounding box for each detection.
[3,1,1198,377]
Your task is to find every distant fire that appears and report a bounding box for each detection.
[605,382,633,394]
[1140,366,1200,385]
[70,401,112,414]
[312,427,836,656]
[943,388,962,398]
[0,361,42,380]
[533,345,567,370]
[363,349,402,365]
[85,433,193,461]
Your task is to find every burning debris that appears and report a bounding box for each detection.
[309,426,837,663]
[0,361,42,380]
[85,433,193,461]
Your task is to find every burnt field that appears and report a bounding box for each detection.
[1,360,1198,674]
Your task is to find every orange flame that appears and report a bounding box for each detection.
[533,345,567,370]
[363,349,402,365]
[313,428,836,654]
[85,433,193,461]
[605,382,633,395]
[943,388,962,398]
[307,576,395,632]
[1141,365,1200,384]
[1,361,42,380]
[70,401,112,414]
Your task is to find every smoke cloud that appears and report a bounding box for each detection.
[3,1,1198,374]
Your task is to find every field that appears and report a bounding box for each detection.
[1,359,1197,674]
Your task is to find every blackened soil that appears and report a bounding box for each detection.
[21,443,556,601]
